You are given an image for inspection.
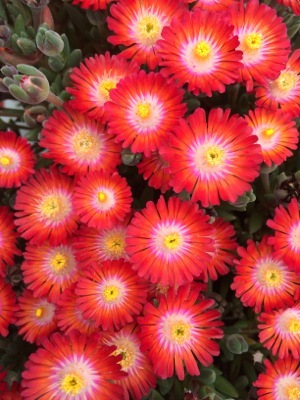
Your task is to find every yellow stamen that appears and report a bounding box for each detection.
[98,79,117,100]
[245,33,263,50]
[136,103,151,119]
[35,308,43,318]
[288,386,300,400]
[205,146,224,166]
[194,41,211,59]
[104,232,126,258]
[288,319,300,334]
[263,128,275,137]
[51,253,68,272]
[98,191,107,202]
[103,285,120,302]
[163,233,181,250]
[137,15,161,44]
[73,131,97,156]
[40,195,66,219]
[263,268,283,288]
[170,320,191,345]
[60,373,84,395]
[276,71,297,92]
[0,156,12,166]
[114,344,135,370]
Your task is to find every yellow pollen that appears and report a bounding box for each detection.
[40,195,65,219]
[137,15,160,43]
[35,308,43,318]
[51,253,68,272]
[263,128,275,137]
[276,71,297,92]
[60,373,84,395]
[73,131,97,156]
[114,346,135,370]
[263,268,283,288]
[194,41,211,59]
[245,33,263,50]
[98,191,107,202]
[104,233,125,257]
[98,79,117,100]
[288,318,300,334]
[136,103,151,119]
[0,156,12,166]
[288,386,300,400]
[170,321,191,345]
[163,233,181,250]
[103,285,120,302]
[205,146,224,166]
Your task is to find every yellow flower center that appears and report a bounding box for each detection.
[170,320,191,345]
[104,232,126,258]
[245,33,263,50]
[136,103,151,119]
[51,253,68,272]
[276,71,297,92]
[137,15,161,44]
[163,232,181,250]
[262,128,275,137]
[40,195,67,220]
[73,131,98,156]
[288,386,300,400]
[114,344,135,370]
[205,146,224,166]
[60,373,84,395]
[262,268,283,288]
[288,318,300,334]
[98,191,107,202]
[0,156,12,166]
[98,79,117,100]
[103,285,120,302]
[35,308,43,318]
[194,41,211,59]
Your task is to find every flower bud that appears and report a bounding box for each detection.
[0,21,11,46]
[121,148,142,166]
[36,27,64,56]
[18,75,50,104]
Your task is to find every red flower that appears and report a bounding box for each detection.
[14,167,78,245]
[137,151,172,193]
[72,0,113,10]
[138,285,223,380]
[157,9,242,96]
[190,0,239,12]
[126,196,214,286]
[105,71,186,156]
[277,0,300,15]
[0,131,35,188]
[74,171,132,230]
[0,278,18,337]
[21,330,126,399]
[75,260,148,330]
[67,52,139,122]
[160,108,262,207]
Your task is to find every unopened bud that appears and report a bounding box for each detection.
[0,22,11,46]
[24,105,48,127]
[228,190,256,211]
[121,148,142,166]
[36,27,64,56]
[18,75,49,103]
[17,37,37,55]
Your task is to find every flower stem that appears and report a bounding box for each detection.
[46,91,64,108]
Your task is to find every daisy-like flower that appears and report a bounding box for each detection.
[21,330,126,400]
[190,0,238,12]
[39,104,122,176]
[157,8,242,96]
[231,236,300,313]
[277,0,300,15]
[105,71,186,156]
[258,304,300,359]
[255,50,300,118]
[15,289,57,344]
[267,198,300,272]
[254,357,300,400]
[202,218,237,282]
[14,167,78,246]
[75,260,148,330]
[138,285,223,380]
[160,108,262,207]
[56,284,98,336]
[107,0,185,70]
[21,240,80,303]
[74,171,132,230]
[137,151,172,193]
[103,324,156,400]
[0,131,35,188]
[72,0,113,10]
[245,108,299,167]
[228,0,290,91]
[67,53,139,122]
[126,195,214,286]
[0,277,18,337]
[0,206,21,277]
[74,218,130,268]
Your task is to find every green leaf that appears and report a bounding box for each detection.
[288,22,300,39]
[17,64,43,77]
[214,376,239,399]
[65,49,82,68]
[14,14,25,36]
[157,377,174,395]
[248,210,264,235]
[197,367,217,385]
[226,334,249,355]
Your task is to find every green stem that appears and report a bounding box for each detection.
[0,109,24,117]
[46,91,64,108]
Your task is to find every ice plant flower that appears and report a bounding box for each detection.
[277,0,300,15]
[138,285,223,380]
[0,206,21,277]
[21,240,80,303]
[267,198,300,272]
[103,324,156,400]
[21,330,126,399]
[0,277,18,337]
[228,0,290,91]
[14,167,78,245]
[72,0,113,10]
[255,50,300,118]
[160,108,262,207]
[126,195,214,286]
[231,236,300,313]
[0,131,35,188]
[39,104,122,176]
[137,151,172,193]
[56,284,98,336]
[67,53,139,122]
[254,356,300,400]
[157,8,242,96]
[15,289,57,344]
[74,170,132,230]
[258,304,300,359]
[105,71,186,156]
[107,0,185,70]
[190,0,238,12]
[75,260,148,330]
[245,108,299,167]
